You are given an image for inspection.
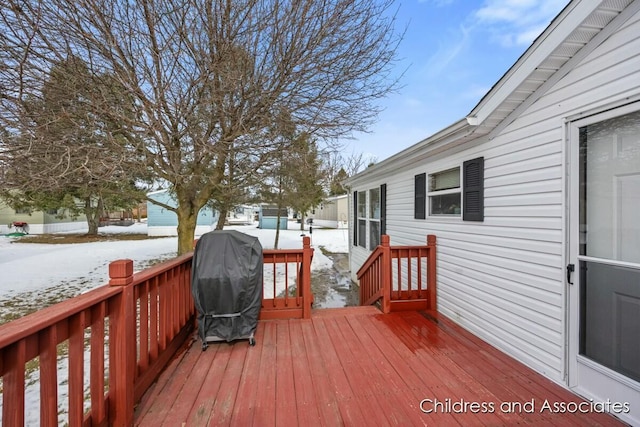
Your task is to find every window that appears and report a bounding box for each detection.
[414,173,426,219]
[369,188,380,250]
[414,157,484,221]
[353,185,387,250]
[429,167,461,216]
[357,191,367,248]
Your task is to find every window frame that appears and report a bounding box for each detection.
[368,187,381,250]
[428,166,461,217]
[357,190,367,248]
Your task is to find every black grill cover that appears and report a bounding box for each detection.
[191,230,263,342]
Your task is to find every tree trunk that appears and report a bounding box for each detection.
[215,206,228,230]
[274,210,281,250]
[85,196,102,235]
[176,205,199,255]
[299,212,305,231]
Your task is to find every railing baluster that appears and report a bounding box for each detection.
[39,326,58,424]
[68,311,85,425]
[90,303,106,424]
[3,340,26,426]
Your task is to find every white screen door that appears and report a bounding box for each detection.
[568,105,640,426]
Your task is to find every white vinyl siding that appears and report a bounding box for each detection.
[348,12,640,383]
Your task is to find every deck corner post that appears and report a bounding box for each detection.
[426,235,437,311]
[381,235,392,313]
[108,259,136,426]
[302,236,313,319]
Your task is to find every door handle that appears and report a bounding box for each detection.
[566,263,575,285]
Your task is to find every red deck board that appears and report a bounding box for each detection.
[298,319,345,426]
[288,320,323,425]
[159,343,220,426]
[230,324,265,425]
[311,315,370,425]
[322,317,397,424]
[134,308,628,427]
[376,310,498,426]
[185,341,233,426]
[252,320,277,426]
[274,321,298,427]
[335,315,419,426]
[356,313,461,426]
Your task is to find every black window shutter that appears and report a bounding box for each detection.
[380,183,387,236]
[353,191,358,245]
[414,173,426,219]
[463,157,484,221]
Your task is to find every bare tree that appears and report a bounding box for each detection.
[0,0,401,254]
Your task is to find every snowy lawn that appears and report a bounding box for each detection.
[0,221,350,322]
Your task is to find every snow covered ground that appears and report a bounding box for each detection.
[0,221,351,425]
[0,221,349,300]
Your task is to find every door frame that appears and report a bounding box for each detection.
[565,101,640,425]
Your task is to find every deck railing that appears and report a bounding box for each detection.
[357,234,436,313]
[261,236,314,320]
[0,237,314,426]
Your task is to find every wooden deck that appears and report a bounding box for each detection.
[134,307,625,426]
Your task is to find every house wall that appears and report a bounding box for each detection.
[147,190,218,236]
[348,12,640,384]
[0,201,87,234]
[311,195,348,229]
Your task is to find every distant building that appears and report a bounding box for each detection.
[0,199,87,234]
[308,194,348,229]
[146,190,219,236]
[258,206,288,230]
[225,205,256,226]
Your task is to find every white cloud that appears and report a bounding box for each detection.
[473,0,567,46]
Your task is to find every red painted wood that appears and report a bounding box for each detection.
[68,312,86,425]
[287,321,322,425]
[231,325,266,425]
[39,327,58,424]
[160,345,217,426]
[252,321,277,426]
[89,303,106,425]
[311,316,369,425]
[133,308,626,427]
[298,320,344,426]
[134,336,205,423]
[2,340,26,426]
[274,321,298,426]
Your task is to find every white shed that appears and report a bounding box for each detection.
[346,1,640,424]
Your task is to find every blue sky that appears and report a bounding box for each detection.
[343,0,569,163]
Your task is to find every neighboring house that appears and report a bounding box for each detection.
[308,194,349,229]
[346,1,640,425]
[0,200,87,234]
[257,206,288,230]
[225,205,256,226]
[146,190,219,236]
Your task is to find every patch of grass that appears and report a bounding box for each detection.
[13,233,165,244]
[318,245,337,255]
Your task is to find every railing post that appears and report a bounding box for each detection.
[380,235,392,314]
[108,259,136,426]
[426,235,437,311]
[302,236,313,319]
